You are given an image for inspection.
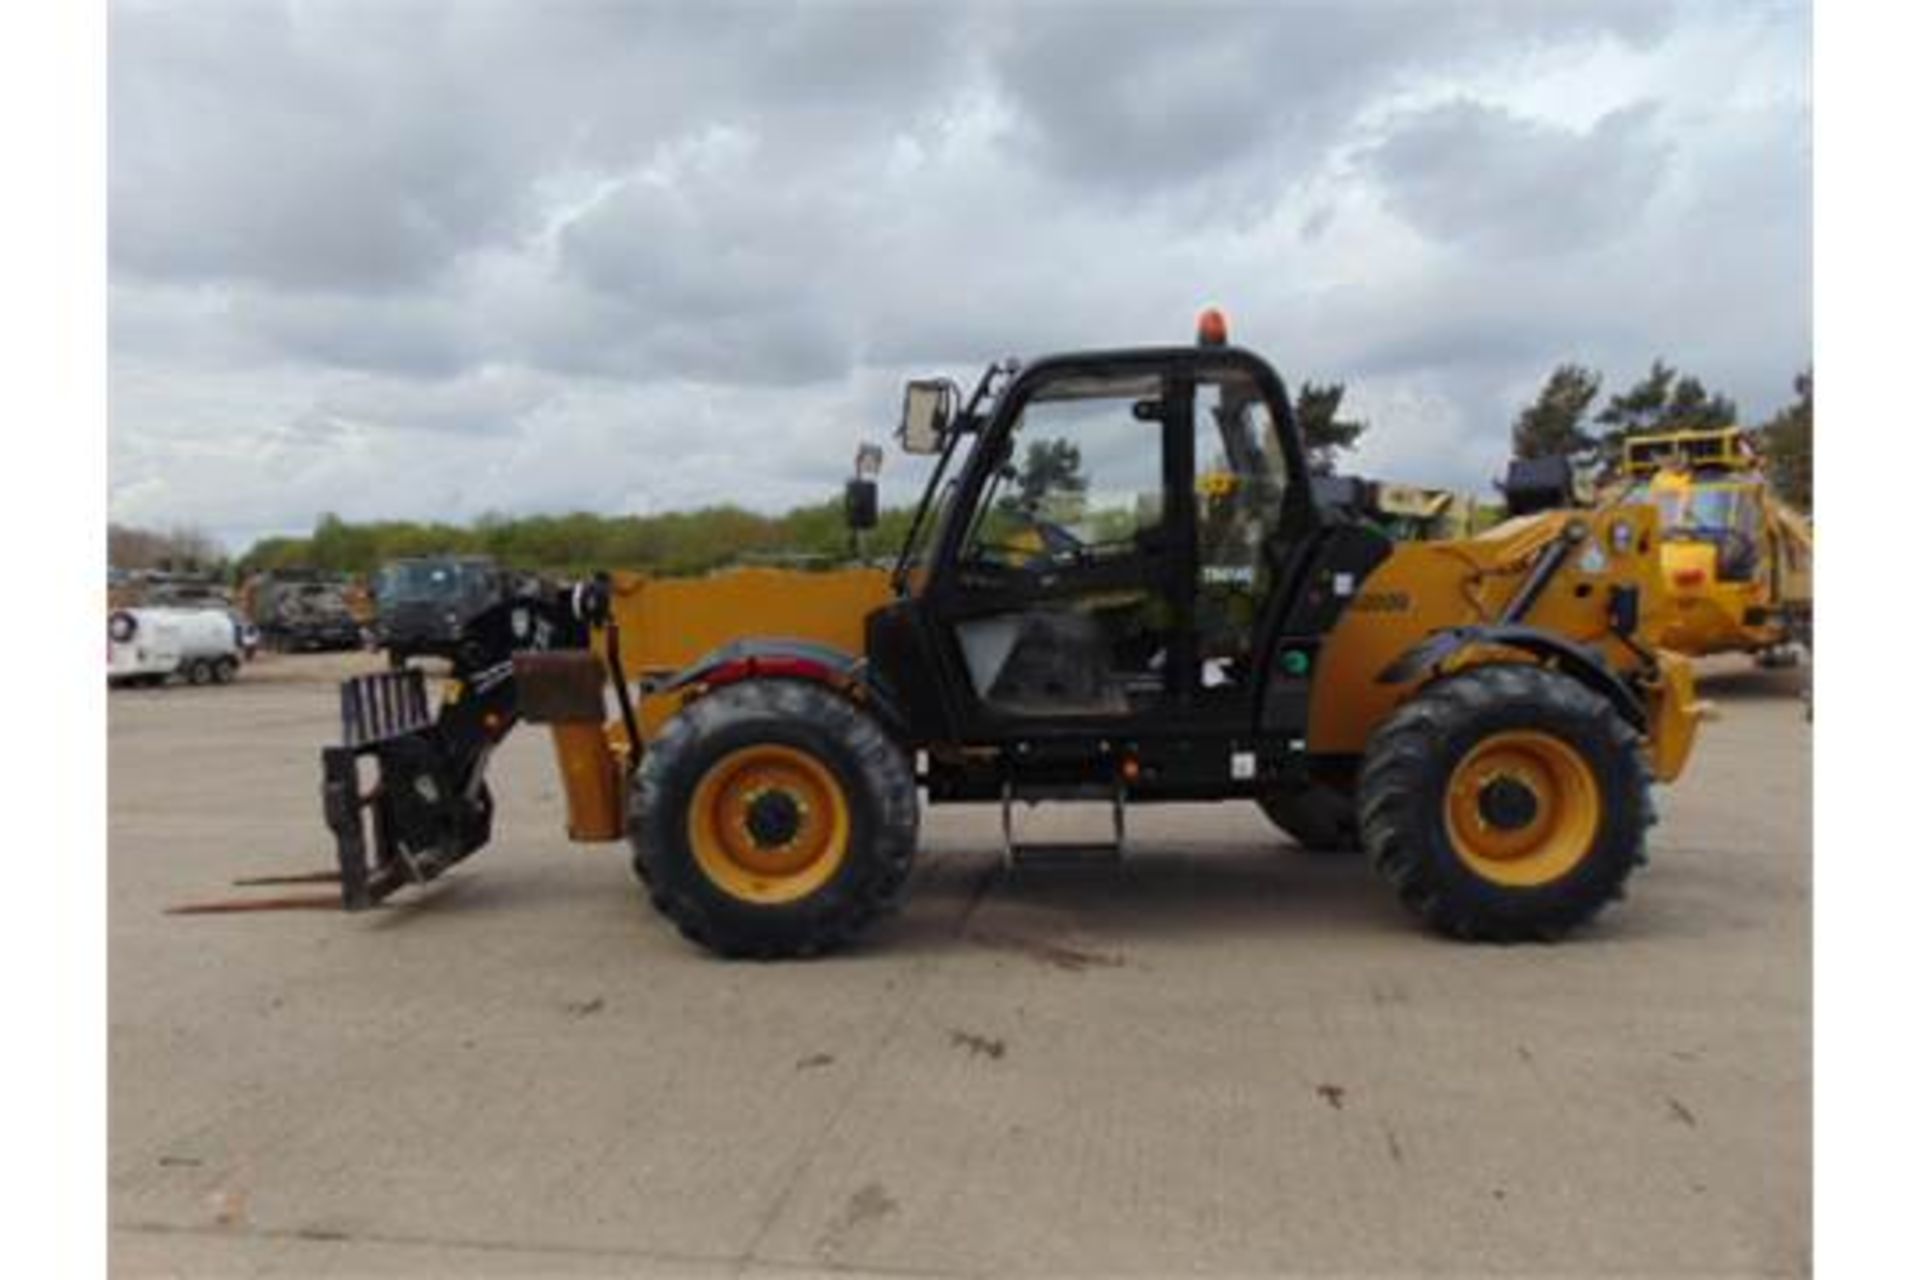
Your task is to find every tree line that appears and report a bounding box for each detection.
[233,501,923,579]
[107,524,227,573]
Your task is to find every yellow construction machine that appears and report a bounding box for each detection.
[1612,428,1812,664]
[304,314,1704,956]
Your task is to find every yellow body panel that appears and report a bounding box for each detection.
[605,567,891,673]
[550,722,624,841]
[599,566,894,738]
[543,566,893,841]
[1308,505,1698,777]
[1646,650,1701,784]
[1659,539,1777,654]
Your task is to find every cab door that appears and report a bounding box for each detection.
[914,348,1346,759]
[924,363,1187,733]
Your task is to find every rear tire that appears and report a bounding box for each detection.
[1256,783,1360,853]
[1358,663,1651,942]
[212,656,239,684]
[630,680,917,959]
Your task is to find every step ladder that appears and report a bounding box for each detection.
[1000,778,1127,869]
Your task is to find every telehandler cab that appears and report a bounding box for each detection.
[318,313,1703,957]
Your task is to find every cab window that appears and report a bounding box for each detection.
[960,373,1164,571]
[949,371,1172,717]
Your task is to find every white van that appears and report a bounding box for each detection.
[108,608,242,687]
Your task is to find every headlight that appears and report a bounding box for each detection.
[108,612,136,643]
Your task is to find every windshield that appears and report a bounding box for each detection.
[379,561,483,602]
[1624,482,1683,529]
[1676,487,1752,534]
[1627,481,1754,539]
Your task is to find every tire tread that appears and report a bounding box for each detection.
[1358,663,1652,942]
[629,680,917,959]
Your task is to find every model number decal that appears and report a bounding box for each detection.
[1349,590,1410,613]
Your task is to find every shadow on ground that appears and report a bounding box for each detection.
[1693,663,1808,703]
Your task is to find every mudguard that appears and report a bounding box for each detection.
[662,636,862,692]
[663,637,907,735]
[1377,623,1649,734]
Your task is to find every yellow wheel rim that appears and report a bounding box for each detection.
[687,744,851,905]
[1443,730,1601,887]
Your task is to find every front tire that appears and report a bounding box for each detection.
[1358,663,1651,942]
[631,680,918,959]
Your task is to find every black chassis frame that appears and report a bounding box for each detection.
[862,344,1393,805]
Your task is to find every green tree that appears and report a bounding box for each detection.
[1005,438,1087,515]
[1294,381,1367,474]
[306,512,386,573]
[1594,360,1738,461]
[1759,369,1813,510]
[1512,364,1603,460]
[1662,376,1740,434]
[1594,359,1675,442]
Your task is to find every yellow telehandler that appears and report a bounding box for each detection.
[310,314,1704,957]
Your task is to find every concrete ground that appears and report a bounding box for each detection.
[108,652,1810,1278]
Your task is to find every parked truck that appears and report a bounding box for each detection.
[371,555,511,667]
[245,572,367,653]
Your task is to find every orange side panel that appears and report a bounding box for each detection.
[598,567,895,742]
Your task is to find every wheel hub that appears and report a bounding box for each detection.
[1476,775,1540,832]
[743,790,803,848]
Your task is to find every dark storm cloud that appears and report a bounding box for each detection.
[106,0,1807,543]
[1361,99,1672,255]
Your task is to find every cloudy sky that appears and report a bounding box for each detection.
[108,0,1810,552]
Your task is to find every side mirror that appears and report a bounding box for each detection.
[898,380,953,455]
[845,478,879,532]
